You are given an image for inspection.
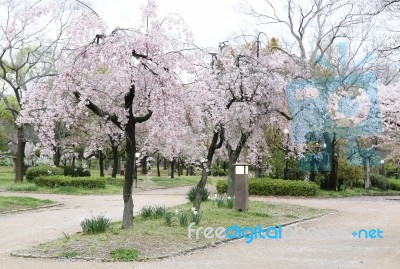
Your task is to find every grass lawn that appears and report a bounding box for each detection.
[317,187,400,198]
[14,200,330,261]
[0,196,55,213]
[0,166,220,195]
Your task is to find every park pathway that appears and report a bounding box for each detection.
[0,189,399,269]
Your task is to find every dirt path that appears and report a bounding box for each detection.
[1,191,399,269]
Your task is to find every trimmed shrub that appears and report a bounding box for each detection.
[106,177,124,187]
[216,180,228,194]
[389,179,400,191]
[186,186,209,202]
[216,178,318,197]
[26,166,64,182]
[63,166,91,177]
[370,173,389,190]
[34,175,106,189]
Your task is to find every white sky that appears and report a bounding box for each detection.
[89,0,254,48]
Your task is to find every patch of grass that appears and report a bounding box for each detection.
[0,196,54,213]
[6,184,39,192]
[61,251,79,258]
[317,187,400,198]
[284,214,298,219]
[0,166,210,195]
[19,200,329,261]
[109,248,140,261]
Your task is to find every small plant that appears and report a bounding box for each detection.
[164,211,174,226]
[153,206,166,218]
[216,196,226,208]
[177,211,189,226]
[140,205,166,219]
[62,231,70,242]
[140,206,154,219]
[80,214,111,234]
[109,248,140,261]
[226,196,234,209]
[187,186,210,203]
[214,194,235,209]
[190,208,201,225]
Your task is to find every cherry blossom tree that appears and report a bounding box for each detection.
[190,40,306,208]
[20,0,198,228]
[378,83,400,174]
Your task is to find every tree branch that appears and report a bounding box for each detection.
[73,91,122,129]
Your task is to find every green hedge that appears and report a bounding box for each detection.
[106,177,124,187]
[389,179,400,191]
[26,166,64,182]
[34,176,106,189]
[217,178,318,197]
[64,166,91,177]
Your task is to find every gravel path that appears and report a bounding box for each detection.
[0,190,399,269]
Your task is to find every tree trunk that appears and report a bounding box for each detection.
[15,126,26,183]
[53,146,61,167]
[141,156,147,175]
[186,163,189,176]
[177,159,181,176]
[177,159,181,177]
[227,150,240,197]
[255,155,262,178]
[122,117,135,229]
[328,134,338,191]
[157,154,161,177]
[177,159,183,176]
[194,167,208,210]
[180,160,184,175]
[310,171,316,182]
[226,132,250,197]
[364,157,371,189]
[164,158,167,170]
[111,144,119,178]
[194,125,224,211]
[99,150,104,177]
[170,158,175,179]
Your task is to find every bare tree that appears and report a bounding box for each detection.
[241,0,370,67]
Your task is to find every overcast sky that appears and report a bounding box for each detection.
[89,0,254,48]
